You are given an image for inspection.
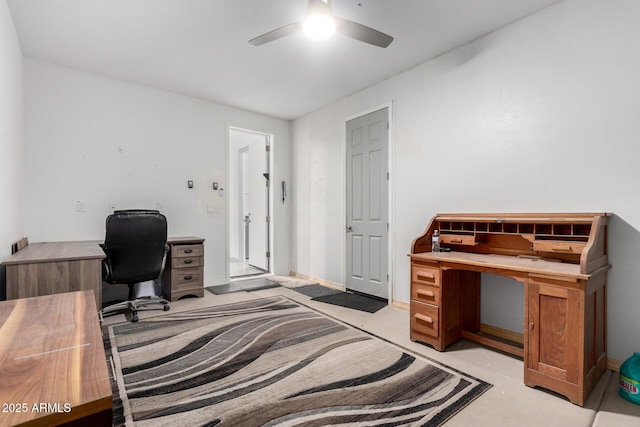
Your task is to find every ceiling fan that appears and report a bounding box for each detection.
[249,0,394,48]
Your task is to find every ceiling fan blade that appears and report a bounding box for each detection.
[334,17,393,48]
[249,22,302,46]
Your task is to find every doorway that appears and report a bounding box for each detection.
[345,107,390,299]
[228,127,272,278]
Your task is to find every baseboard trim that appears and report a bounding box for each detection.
[289,271,343,291]
[392,300,410,310]
[608,358,622,372]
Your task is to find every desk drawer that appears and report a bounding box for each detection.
[411,265,441,287]
[411,301,439,338]
[533,240,586,254]
[411,283,440,305]
[172,244,204,258]
[441,233,476,246]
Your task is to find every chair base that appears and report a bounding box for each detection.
[101,279,169,322]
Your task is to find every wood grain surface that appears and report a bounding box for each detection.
[0,291,112,426]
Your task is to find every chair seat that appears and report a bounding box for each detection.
[101,279,169,322]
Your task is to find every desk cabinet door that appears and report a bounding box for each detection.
[527,280,580,384]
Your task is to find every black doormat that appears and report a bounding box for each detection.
[311,291,387,313]
[206,278,280,295]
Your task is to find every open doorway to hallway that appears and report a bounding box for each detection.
[228,127,272,278]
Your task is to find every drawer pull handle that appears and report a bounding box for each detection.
[184,259,193,264]
[414,313,434,324]
[416,273,434,281]
[451,238,463,244]
[417,290,435,298]
[184,249,193,254]
[183,275,193,280]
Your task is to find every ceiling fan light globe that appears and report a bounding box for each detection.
[303,14,336,40]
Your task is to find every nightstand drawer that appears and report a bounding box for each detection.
[410,301,439,338]
[172,244,204,258]
[411,265,441,286]
[411,283,440,305]
[173,256,202,268]
[174,267,201,285]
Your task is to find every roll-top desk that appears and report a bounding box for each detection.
[409,213,610,406]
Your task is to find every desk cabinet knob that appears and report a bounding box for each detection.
[529,322,535,330]
[184,249,193,254]
[183,275,193,280]
[184,259,193,264]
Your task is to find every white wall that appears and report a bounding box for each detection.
[291,0,640,360]
[0,0,24,299]
[23,58,291,285]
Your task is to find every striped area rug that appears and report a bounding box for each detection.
[104,296,490,426]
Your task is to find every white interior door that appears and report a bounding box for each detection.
[228,127,271,276]
[346,108,389,299]
[247,135,269,271]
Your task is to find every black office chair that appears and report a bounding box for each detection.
[101,209,170,322]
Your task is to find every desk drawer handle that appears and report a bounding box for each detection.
[416,273,435,281]
[417,290,435,298]
[183,249,193,254]
[183,275,193,280]
[450,238,463,244]
[184,259,193,264]
[414,313,434,324]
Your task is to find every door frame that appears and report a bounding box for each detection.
[226,123,274,281]
[342,102,394,303]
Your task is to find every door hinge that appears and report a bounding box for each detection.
[387,172,389,180]
[266,145,270,152]
[266,215,270,223]
[266,251,271,258]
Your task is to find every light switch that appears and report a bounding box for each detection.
[188,180,194,189]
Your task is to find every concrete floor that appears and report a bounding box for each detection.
[103,279,640,426]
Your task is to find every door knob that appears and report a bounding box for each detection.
[346,225,353,232]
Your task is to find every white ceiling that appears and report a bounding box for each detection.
[8,0,561,120]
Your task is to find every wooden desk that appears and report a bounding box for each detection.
[0,291,112,426]
[3,237,206,307]
[4,242,106,309]
[409,213,609,406]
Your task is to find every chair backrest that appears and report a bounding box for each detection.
[11,237,29,254]
[103,210,168,285]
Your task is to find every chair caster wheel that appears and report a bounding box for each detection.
[132,314,139,322]
[163,305,170,311]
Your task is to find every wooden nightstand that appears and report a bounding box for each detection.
[162,236,205,301]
